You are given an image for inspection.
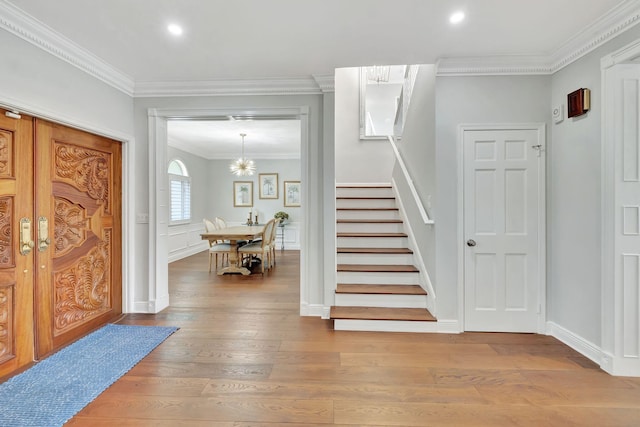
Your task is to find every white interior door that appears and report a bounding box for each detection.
[463,127,544,332]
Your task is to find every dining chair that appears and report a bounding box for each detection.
[268,218,281,267]
[215,216,248,246]
[238,218,276,275]
[203,218,231,273]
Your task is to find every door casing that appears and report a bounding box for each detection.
[457,123,547,333]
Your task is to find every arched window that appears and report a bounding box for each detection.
[168,159,191,224]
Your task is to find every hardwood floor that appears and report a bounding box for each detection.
[67,250,640,426]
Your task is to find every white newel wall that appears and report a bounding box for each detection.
[335,67,394,183]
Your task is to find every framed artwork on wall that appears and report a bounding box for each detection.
[259,173,279,199]
[284,181,301,207]
[233,181,253,207]
[567,88,591,118]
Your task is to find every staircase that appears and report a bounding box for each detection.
[330,184,436,332]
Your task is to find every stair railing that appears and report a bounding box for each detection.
[388,135,433,225]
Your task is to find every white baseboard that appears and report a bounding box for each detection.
[300,303,326,317]
[130,294,170,314]
[546,321,604,367]
[436,319,462,333]
[168,242,208,263]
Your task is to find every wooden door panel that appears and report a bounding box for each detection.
[0,111,34,378]
[35,120,121,357]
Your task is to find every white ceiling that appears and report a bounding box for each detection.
[168,118,301,159]
[6,0,626,82]
[4,0,630,156]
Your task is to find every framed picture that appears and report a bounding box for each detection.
[567,88,590,118]
[233,181,253,207]
[259,173,279,199]
[284,181,301,207]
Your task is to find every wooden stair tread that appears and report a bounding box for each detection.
[337,284,427,295]
[330,306,436,321]
[337,247,413,254]
[337,219,403,223]
[337,264,419,273]
[337,232,407,238]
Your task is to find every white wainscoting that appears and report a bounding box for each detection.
[169,221,301,263]
[168,222,209,263]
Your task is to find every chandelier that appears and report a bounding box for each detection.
[229,133,256,176]
[366,65,391,84]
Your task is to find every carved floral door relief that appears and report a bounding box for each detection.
[0,110,122,378]
[34,120,122,358]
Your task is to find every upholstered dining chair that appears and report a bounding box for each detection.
[268,218,281,267]
[238,218,276,275]
[203,218,231,273]
[215,216,248,246]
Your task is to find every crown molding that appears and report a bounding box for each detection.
[134,78,323,97]
[312,74,335,93]
[549,0,640,71]
[436,55,552,76]
[437,0,640,76]
[0,0,134,95]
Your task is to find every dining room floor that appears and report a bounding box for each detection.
[66,249,640,426]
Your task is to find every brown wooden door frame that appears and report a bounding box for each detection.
[0,110,35,378]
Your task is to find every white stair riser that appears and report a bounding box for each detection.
[337,271,420,284]
[337,222,405,233]
[333,319,438,333]
[337,210,400,221]
[336,188,394,198]
[337,253,414,265]
[335,293,427,308]
[337,236,408,248]
[336,198,397,209]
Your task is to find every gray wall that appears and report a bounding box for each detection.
[335,67,394,183]
[0,30,133,137]
[167,145,211,227]
[434,75,551,320]
[206,158,301,224]
[393,64,437,306]
[549,24,640,345]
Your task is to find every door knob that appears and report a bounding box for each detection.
[466,239,476,247]
[38,216,50,252]
[19,217,35,255]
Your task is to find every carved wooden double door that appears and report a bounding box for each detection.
[0,110,122,378]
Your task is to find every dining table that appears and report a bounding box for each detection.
[200,224,265,275]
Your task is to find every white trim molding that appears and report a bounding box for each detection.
[600,41,640,377]
[392,177,436,315]
[0,0,134,95]
[135,78,325,98]
[547,321,605,368]
[389,136,433,224]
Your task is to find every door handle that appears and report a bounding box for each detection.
[466,239,476,247]
[19,218,35,255]
[37,216,51,252]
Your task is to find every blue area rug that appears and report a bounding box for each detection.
[0,323,178,427]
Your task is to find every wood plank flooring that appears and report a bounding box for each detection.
[67,250,640,426]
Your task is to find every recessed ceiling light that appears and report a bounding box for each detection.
[167,24,183,36]
[449,11,465,24]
